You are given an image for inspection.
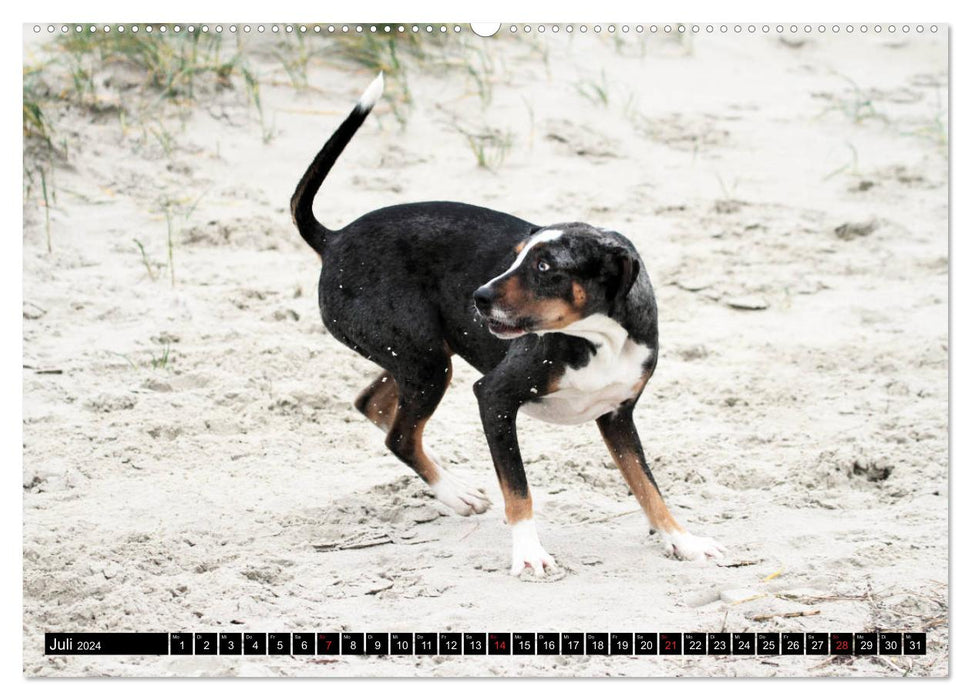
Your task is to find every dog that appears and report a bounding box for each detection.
[291,73,725,576]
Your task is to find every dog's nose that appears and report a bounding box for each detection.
[473,286,495,313]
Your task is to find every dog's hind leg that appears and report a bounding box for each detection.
[383,356,491,516]
[354,371,399,431]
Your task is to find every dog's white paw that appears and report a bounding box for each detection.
[663,531,726,561]
[430,470,491,516]
[510,520,557,577]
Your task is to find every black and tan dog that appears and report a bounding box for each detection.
[291,74,725,576]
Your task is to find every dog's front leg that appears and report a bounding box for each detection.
[474,375,557,577]
[597,405,726,561]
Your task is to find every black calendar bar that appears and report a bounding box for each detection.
[708,633,730,655]
[414,632,437,655]
[43,631,927,656]
[538,632,560,655]
[684,632,706,655]
[513,633,535,655]
[440,632,462,655]
[393,632,416,655]
[268,633,291,655]
[45,633,168,655]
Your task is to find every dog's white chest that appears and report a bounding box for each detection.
[521,315,653,426]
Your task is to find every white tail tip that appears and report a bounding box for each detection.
[358,72,384,111]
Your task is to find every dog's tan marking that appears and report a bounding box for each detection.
[495,276,589,332]
[571,280,587,308]
[409,417,442,484]
[498,274,526,306]
[631,368,652,397]
[498,482,533,524]
[383,355,454,485]
[354,371,399,431]
[386,414,441,484]
[530,297,586,329]
[514,240,527,254]
[602,439,684,535]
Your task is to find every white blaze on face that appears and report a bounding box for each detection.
[483,229,563,289]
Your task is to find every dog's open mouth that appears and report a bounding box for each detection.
[486,317,529,339]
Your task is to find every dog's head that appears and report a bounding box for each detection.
[473,223,641,339]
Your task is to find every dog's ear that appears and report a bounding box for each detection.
[605,246,640,307]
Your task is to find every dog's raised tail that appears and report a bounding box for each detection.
[290,72,384,254]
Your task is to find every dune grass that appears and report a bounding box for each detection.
[55,29,237,102]
[21,25,538,258]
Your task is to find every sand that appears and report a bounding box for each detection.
[22,26,948,677]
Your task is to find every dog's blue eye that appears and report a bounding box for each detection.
[537,261,551,272]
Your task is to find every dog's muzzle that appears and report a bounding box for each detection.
[473,285,495,314]
[474,286,528,339]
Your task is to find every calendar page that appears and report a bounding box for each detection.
[22,20,948,678]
